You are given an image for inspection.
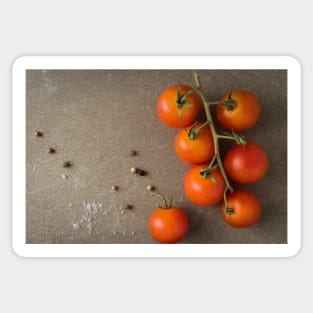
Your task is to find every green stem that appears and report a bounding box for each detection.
[223,187,232,209]
[179,86,201,103]
[188,120,211,140]
[195,120,211,133]
[151,193,168,208]
[193,72,234,197]
[217,134,236,141]
[208,154,217,168]
[151,193,173,209]
[206,100,225,105]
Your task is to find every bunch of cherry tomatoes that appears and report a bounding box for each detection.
[148,72,269,244]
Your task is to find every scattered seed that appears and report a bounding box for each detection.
[120,210,125,214]
[61,160,71,168]
[130,167,138,174]
[47,147,55,153]
[123,204,132,210]
[34,130,42,137]
[111,185,118,191]
[146,185,155,191]
[137,169,146,176]
[129,150,137,156]
[62,174,68,179]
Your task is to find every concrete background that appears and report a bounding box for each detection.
[26,69,287,244]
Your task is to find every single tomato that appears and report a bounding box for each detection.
[224,141,269,184]
[174,122,215,165]
[184,165,226,206]
[149,205,189,244]
[216,89,261,131]
[222,189,261,228]
[157,84,201,128]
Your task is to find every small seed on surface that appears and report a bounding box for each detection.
[111,185,118,191]
[130,167,138,174]
[62,174,68,179]
[123,204,132,210]
[47,147,55,153]
[146,185,155,191]
[129,150,137,156]
[34,130,42,137]
[61,160,71,168]
[137,169,146,176]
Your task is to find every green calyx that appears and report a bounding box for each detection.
[200,166,218,185]
[176,83,196,119]
[187,120,210,140]
[221,130,247,145]
[223,89,236,110]
[224,207,234,215]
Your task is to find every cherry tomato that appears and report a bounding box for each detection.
[184,165,226,206]
[222,189,261,228]
[157,84,201,128]
[174,122,214,165]
[149,207,189,243]
[224,141,269,184]
[216,89,261,131]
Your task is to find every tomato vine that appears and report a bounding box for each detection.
[193,72,237,208]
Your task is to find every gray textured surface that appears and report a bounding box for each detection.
[26,69,287,244]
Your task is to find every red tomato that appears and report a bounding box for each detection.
[222,189,261,228]
[184,165,226,206]
[157,84,201,128]
[216,89,261,131]
[149,207,189,243]
[174,122,215,165]
[224,141,269,184]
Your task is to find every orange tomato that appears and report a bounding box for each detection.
[216,89,261,131]
[184,165,226,206]
[222,190,261,228]
[157,84,201,128]
[149,207,189,243]
[174,122,214,165]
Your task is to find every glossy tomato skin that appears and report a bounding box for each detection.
[149,207,189,243]
[222,190,261,228]
[224,141,269,184]
[174,123,214,165]
[157,85,201,128]
[184,166,226,206]
[216,89,261,131]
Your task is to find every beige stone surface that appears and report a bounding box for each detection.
[26,69,287,244]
